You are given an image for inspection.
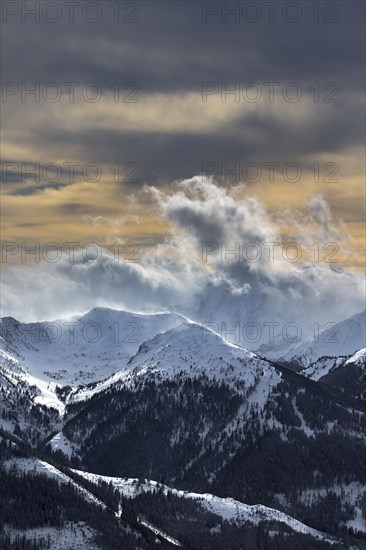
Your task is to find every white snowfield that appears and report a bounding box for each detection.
[345,348,366,366]
[0,308,186,410]
[0,308,283,412]
[118,321,279,387]
[281,310,366,368]
[50,323,282,462]
[301,356,347,381]
[71,470,337,544]
[1,307,364,413]
[301,347,366,382]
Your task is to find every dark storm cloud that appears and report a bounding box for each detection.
[10,98,362,187]
[1,0,364,183]
[1,1,364,91]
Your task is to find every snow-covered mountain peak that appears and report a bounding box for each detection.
[133,320,253,358]
[345,348,366,366]
[67,319,281,406]
[0,308,188,409]
[110,321,281,399]
[280,309,366,367]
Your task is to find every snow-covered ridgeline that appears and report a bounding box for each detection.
[72,470,337,543]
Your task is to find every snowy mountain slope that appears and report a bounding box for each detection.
[2,452,341,547]
[319,348,366,401]
[298,348,366,400]
[117,321,279,390]
[346,348,366,367]
[1,308,366,547]
[280,310,366,368]
[301,356,347,381]
[0,308,186,409]
[49,431,78,458]
[58,322,284,478]
[70,320,282,404]
[4,457,109,512]
[3,455,182,547]
[59,319,366,513]
[254,334,300,362]
[71,470,337,544]
[1,307,364,401]
[0,448,165,549]
[3,306,363,412]
[0,373,61,446]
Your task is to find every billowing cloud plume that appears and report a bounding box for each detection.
[1,177,364,351]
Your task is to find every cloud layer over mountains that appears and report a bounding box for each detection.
[1,177,364,349]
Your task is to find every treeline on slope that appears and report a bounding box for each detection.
[0,439,173,550]
[273,361,366,412]
[1,431,366,549]
[0,384,60,447]
[321,362,366,401]
[53,374,366,543]
[212,429,366,537]
[129,490,346,550]
[61,376,245,478]
[60,375,366,489]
